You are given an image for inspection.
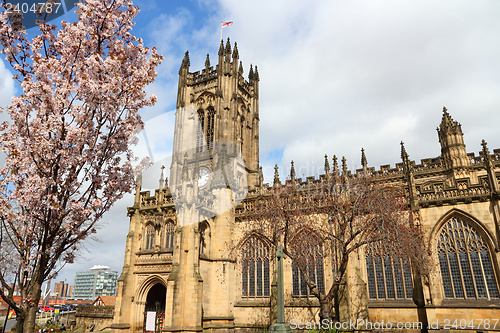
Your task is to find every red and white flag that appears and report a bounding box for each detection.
[222,21,233,28]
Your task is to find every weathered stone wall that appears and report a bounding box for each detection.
[75,305,114,332]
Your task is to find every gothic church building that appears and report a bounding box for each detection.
[111,40,500,332]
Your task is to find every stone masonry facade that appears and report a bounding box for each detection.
[111,40,500,332]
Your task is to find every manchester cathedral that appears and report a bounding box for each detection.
[111,40,500,332]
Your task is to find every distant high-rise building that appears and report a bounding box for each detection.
[73,265,118,299]
[53,281,72,298]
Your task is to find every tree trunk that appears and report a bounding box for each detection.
[23,280,43,333]
[14,313,24,333]
[319,299,333,322]
[24,304,40,333]
[333,293,340,322]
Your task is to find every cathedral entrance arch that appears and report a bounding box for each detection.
[142,283,166,333]
[145,283,166,311]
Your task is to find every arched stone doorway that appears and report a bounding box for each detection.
[145,283,166,311]
[143,283,166,333]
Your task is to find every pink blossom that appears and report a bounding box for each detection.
[0,1,162,331]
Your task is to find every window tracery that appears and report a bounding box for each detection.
[292,244,325,297]
[196,110,204,153]
[199,222,210,255]
[437,216,499,299]
[145,224,155,250]
[240,116,245,153]
[366,255,413,300]
[241,238,270,298]
[165,221,174,249]
[206,107,215,151]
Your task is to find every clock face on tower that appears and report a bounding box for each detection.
[198,168,210,188]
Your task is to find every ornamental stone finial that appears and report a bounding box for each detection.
[258,166,264,187]
[232,42,239,59]
[361,148,367,168]
[218,39,224,56]
[239,61,244,76]
[181,51,190,68]
[225,37,231,54]
[481,139,491,162]
[324,154,330,176]
[205,54,210,68]
[400,141,408,161]
[333,155,339,175]
[341,156,348,176]
[273,164,281,187]
[159,165,165,190]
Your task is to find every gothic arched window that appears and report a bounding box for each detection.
[165,221,174,249]
[199,221,211,256]
[196,110,204,153]
[241,238,270,298]
[206,108,215,151]
[240,116,245,153]
[292,244,325,297]
[145,224,155,250]
[366,255,413,300]
[437,216,499,299]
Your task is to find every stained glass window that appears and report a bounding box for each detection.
[241,238,270,298]
[437,216,499,299]
[145,224,155,250]
[366,255,413,300]
[206,108,215,151]
[165,222,174,249]
[196,110,204,153]
[292,245,325,297]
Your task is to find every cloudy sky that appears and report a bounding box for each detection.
[1,0,500,292]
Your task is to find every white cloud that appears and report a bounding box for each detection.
[56,193,134,286]
[0,60,14,107]
[215,0,500,180]
[0,59,15,167]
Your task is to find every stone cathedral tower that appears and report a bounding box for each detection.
[111,39,260,333]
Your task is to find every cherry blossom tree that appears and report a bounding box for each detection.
[238,159,428,323]
[0,1,162,332]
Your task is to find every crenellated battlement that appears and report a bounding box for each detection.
[127,188,175,216]
[236,140,500,217]
[139,189,174,208]
[179,39,259,97]
[185,63,258,100]
[188,66,218,84]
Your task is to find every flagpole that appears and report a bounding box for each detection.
[220,22,222,41]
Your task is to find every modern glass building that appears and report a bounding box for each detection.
[73,265,118,299]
